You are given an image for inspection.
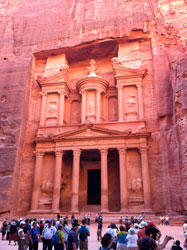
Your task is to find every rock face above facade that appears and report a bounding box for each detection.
[0,0,186,215]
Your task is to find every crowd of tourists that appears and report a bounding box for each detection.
[0,214,187,250]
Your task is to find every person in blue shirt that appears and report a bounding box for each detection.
[29,222,40,250]
[67,220,79,250]
[117,226,128,250]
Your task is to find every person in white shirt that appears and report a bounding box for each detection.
[42,220,56,250]
[18,221,26,250]
[63,219,71,248]
[106,223,117,250]
[183,221,187,234]
[126,228,138,250]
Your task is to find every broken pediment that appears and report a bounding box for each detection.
[112,57,147,79]
[37,65,69,85]
[51,125,128,140]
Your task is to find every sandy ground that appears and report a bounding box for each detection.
[0,224,185,250]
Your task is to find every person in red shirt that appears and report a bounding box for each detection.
[137,222,145,240]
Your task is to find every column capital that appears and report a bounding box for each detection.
[73,148,81,156]
[80,90,86,95]
[136,83,142,88]
[40,91,47,96]
[58,90,66,96]
[116,85,123,89]
[139,146,149,153]
[55,150,63,156]
[118,147,127,155]
[34,150,45,157]
[100,148,108,155]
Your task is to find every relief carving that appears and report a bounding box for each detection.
[88,101,95,115]
[128,177,143,202]
[40,180,53,195]
[47,102,58,117]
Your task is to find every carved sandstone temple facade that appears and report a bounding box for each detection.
[28,44,154,214]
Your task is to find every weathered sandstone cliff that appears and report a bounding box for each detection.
[0,0,186,215]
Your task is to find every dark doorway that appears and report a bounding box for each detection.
[87,170,101,205]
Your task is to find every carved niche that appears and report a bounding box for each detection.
[71,100,81,124]
[123,86,138,120]
[108,96,118,121]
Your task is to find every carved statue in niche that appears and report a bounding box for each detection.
[125,95,137,119]
[40,180,53,195]
[47,102,58,117]
[87,59,101,78]
[88,101,95,115]
[128,177,143,200]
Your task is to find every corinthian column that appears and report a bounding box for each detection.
[71,149,81,212]
[31,151,44,211]
[81,92,86,124]
[59,92,65,125]
[40,92,47,126]
[100,148,109,212]
[117,86,123,121]
[118,148,128,211]
[140,147,152,210]
[137,83,144,119]
[52,150,63,212]
[96,90,101,123]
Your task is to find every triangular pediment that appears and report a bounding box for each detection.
[51,125,126,140]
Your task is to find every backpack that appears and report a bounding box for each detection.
[140,238,150,250]
[51,231,59,245]
[79,226,88,241]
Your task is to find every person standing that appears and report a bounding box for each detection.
[66,220,79,250]
[126,228,138,250]
[42,219,56,250]
[183,221,187,234]
[9,220,17,245]
[105,223,117,250]
[97,219,103,242]
[138,228,157,250]
[77,219,90,250]
[147,222,161,242]
[18,221,26,250]
[55,224,65,250]
[137,222,145,240]
[63,219,71,248]
[117,226,128,250]
[29,221,40,250]
[1,219,8,240]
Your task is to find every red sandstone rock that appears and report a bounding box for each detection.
[0,0,186,216]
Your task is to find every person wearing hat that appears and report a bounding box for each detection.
[126,228,138,250]
[42,219,56,250]
[133,224,139,235]
[18,221,26,250]
[137,222,145,240]
[105,223,117,250]
[66,220,79,250]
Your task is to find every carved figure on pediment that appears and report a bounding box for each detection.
[40,180,53,195]
[47,102,58,117]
